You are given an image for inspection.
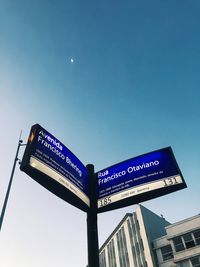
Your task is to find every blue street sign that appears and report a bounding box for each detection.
[97,147,186,212]
[20,124,89,211]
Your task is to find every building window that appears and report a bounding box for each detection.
[99,250,107,267]
[117,227,130,267]
[107,239,116,267]
[161,245,174,261]
[178,260,189,267]
[190,256,200,267]
[183,233,195,249]
[173,237,185,252]
[194,230,200,246]
[173,229,200,252]
[136,219,140,230]
[127,218,138,267]
[140,238,144,251]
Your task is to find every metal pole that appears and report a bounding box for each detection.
[86,164,99,267]
[0,134,23,231]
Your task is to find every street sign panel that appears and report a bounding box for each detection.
[20,124,89,212]
[97,147,186,213]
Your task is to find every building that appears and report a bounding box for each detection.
[99,205,200,267]
[154,214,200,267]
[99,205,171,267]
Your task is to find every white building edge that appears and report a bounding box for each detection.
[99,205,200,267]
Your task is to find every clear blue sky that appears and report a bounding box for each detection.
[0,1,200,266]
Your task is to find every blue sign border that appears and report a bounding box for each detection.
[20,124,89,212]
[96,147,186,213]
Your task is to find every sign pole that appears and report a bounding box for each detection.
[86,164,99,267]
[0,133,25,232]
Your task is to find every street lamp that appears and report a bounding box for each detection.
[0,133,26,232]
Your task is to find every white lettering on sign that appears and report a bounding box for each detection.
[127,160,159,173]
[37,131,83,177]
[98,170,126,185]
[98,160,160,185]
[98,170,109,178]
[38,135,65,160]
[39,130,63,151]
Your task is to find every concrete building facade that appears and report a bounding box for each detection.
[99,205,200,267]
[99,205,170,267]
[154,214,200,267]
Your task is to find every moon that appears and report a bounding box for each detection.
[70,58,74,63]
